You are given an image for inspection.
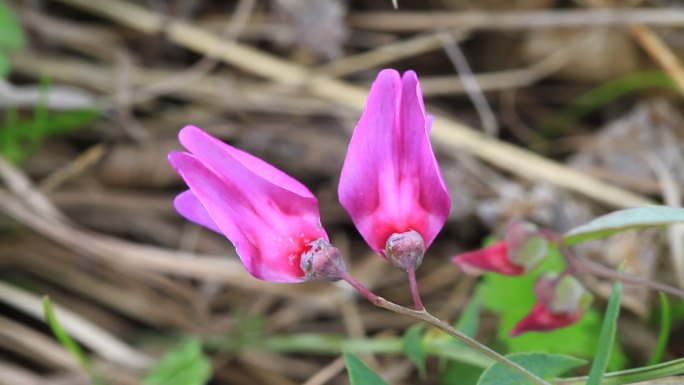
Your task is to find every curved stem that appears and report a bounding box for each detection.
[406,267,424,310]
[556,241,684,300]
[540,230,684,300]
[339,272,551,385]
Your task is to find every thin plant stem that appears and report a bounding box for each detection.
[340,271,382,305]
[542,231,684,300]
[406,267,424,310]
[339,272,551,385]
[564,244,684,299]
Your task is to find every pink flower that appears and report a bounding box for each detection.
[168,125,331,283]
[452,222,548,275]
[509,303,582,336]
[338,69,451,266]
[509,274,593,336]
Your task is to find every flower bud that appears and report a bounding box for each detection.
[385,230,426,270]
[452,221,548,276]
[300,238,346,281]
[510,273,593,336]
[544,274,593,315]
[169,126,329,283]
[338,70,451,262]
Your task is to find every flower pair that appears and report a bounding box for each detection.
[168,68,591,336]
[168,69,450,283]
[452,222,593,336]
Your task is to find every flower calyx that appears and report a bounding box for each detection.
[385,229,426,271]
[300,238,346,281]
[505,221,548,273]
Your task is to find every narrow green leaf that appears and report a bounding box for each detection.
[648,293,672,365]
[143,338,211,385]
[0,0,25,49]
[248,333,403,355]
[42,108,100,135]
[0,107,99,164]
[477,352,586,385]
[438,297,485,385]
[244,332,491,368]
[586,279,623,385]
[43,296,91,367]
[562,356,684,385]
[536,71,675,136]
[403,324,426,378]
[31,76,51,141]
[0,52,9,77]
[456,297,481,339]
[0,105,17,153]
[42,297,106,385]
[564,206,684,245]
[344,352,388,385]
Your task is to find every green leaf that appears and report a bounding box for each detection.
[43,297,106,385]
[43,296,91,367]
[564,206,684,245]
[440,361,484,385]
[477,246,627,369]
[344,351,388,385]
[438,298,484,385]
[477,352,586,385]
[143,338,212,385]
[245,331,491,368]
[586,279,623,385]
[31,76,51,141]
[649,293,672,365]
[537,71,676,136]
[0,108,99,164]
[34,108,100,135]
[455,297,481,339]
[0,52,8,77]
[562,356,684,385]
[403,324,426,378]
[0,0,25,50]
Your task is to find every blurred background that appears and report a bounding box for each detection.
[1,0,684,384]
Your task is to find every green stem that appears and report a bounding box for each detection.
[340,272,551,385]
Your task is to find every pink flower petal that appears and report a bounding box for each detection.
[398,71,451,244]
[426,115,435,133]
[169,150,326,282]
[451,241,525,276]
[173,190,221,234]
[338,69,451,256]
[338,69,401,255]
[179,125,315,200]
[178,126,321,236]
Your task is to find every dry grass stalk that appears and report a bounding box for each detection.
[349,8,684,32]
[53,0,652,209]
